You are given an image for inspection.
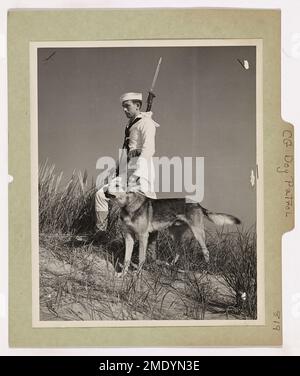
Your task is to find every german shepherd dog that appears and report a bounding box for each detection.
[106,180,241,274]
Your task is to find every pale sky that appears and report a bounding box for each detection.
[38,46,256,226]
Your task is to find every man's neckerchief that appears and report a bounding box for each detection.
[116,115,141,177]
[122,115,141,152]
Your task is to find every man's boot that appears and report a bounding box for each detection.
[94,210,109,243]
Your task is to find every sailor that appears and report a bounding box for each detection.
[95,92,159,233]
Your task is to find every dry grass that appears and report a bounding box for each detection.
[39,161,257,321]
[208,227,257,319]
[39,161,97,234]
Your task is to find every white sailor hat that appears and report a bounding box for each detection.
[120,92,142,103]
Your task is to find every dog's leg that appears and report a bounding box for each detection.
[147,231,157,262]
[122,231,135,275]
[138,232,149,270]
[189,226,209,263]
[169,224,188,266]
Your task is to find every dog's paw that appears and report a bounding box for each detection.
[170,254,180,266]
[116,269,129,278]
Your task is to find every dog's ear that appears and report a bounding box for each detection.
[125,191,136,204]
[126,191,147,210]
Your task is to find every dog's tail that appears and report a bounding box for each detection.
[202,207,241,226]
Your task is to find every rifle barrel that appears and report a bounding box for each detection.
[150,57,162,92]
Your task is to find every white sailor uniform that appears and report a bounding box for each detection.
[95,111,159,230]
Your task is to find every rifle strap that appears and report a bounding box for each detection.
[122,116,141,151]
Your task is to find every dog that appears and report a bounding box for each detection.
[106,181,241,274]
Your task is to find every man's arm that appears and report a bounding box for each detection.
[133,119,156,179]
[138,120,156,158]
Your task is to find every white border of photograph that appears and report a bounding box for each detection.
[30,39,264,328]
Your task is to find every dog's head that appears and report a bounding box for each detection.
[105,177,146,208]
[105,177,126,203]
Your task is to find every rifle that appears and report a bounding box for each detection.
[146,57,162,112]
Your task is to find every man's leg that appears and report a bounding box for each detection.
[147,231,158,262]
[95,186,109,231]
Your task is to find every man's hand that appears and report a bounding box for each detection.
[128,174,141,192]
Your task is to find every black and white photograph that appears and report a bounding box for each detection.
[31,40,263,325]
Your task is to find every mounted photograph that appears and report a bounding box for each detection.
[30,40,263,327]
